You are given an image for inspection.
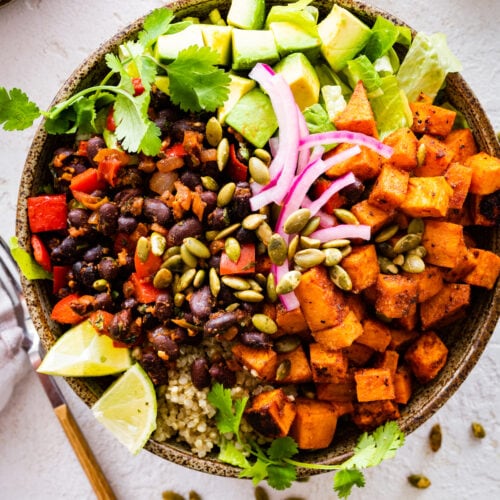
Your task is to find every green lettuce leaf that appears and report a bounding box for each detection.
[343,55,383,97]
[364,16,399,61]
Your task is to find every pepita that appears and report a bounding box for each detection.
[299,236,321,249]
[287,234,300,261]
[283,208,311,234]
[300,216,321,236]
[268,233,288,265]
[92,279,108,292]
[393,233,422,254]
[180,243,198,268]
[329,265,353,291]
[183,237,211,259]
[321,239,351,249]
[221,275,250,291]
[323,247,343,266]
[333,208,359,225]
[242,213,267,231]
[205,230,219,242]
[377,241,397,259]
[206,117,223,147]
[225,237,241,263]
[177,268,196,292]
[274,335,301,354]
[225,302,240,312]
[392,254,405,266]
[209,268,221,297]
[253,148,271,165]
[201,176,219,191]
[248,156,270,185]
[251,313,278,334]
[254,273,267,286]
[255,221,273,246]
[136,236,150,262]
[165,245,181,258]
[471,421,486,439]
[402,254,425,273]
[378,256,399,275]
[150,232,166,256]
[174,292,185,307]
[217,137,229,171]
[193,269,206,288]
[340,244,352,257]
[374,224,399,243]
[214,223,241,240]
[266,272,278,303]
[294,248,326,269]
[163,254,184,271]
[407,217,425,235]
[247,278,263,292]
[407,245,427,258]
[233,290,265,302]
[153,268,173,289]
[276,359,291,381]
[408,474,431,489]
[217,182,236,207]
[275,270,302,295]
[429,423,442,452]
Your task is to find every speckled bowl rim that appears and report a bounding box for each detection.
[16,0,500,478]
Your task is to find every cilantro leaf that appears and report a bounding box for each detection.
[333,469,365,499]
[0,87,41,130]
[207,383,248,435]
[9,237,52,280]
[239,458,269,485]
[167,46,231,112]
[218,437,250,469]
[268,437,298,461]
[342,432,377,470]
[370,421,405,465]
[138,7,175,48]
[266,463,297,490]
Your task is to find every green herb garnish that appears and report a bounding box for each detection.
[207,383,405,498]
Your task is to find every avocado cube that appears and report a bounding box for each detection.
[225,88,278,148]
[317,5,371,72]
[274,53,320,111]
[154,24,204,63]
[217,74,256,125]
[200,25,233,66]
[269,21,321,60]
[227,0,265,30]
[232,29,279,71]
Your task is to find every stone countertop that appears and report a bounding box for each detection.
[0,1,498,499]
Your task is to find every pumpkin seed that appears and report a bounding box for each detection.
[183,237,211,259]
[408,474,431,489]
[266,272,278,303]
[275,270,302,295]
[206,116,223,146]
[252,314,278,334]
[340,244,352,257]
[221,275,250,291]
[393,233,422,254]
[217,182,236,207]
[378,256,399,275]
[177,268,196,292]
[162,491,184,500]
[283,208,311,234]
[214,223,241,240]
[254,273,267,286]
[417,142,427,167]
[136,236,150,262]
[408,217,425,235]
[377,241,397,259]
[255,221,273,246]
[188,491,202,500]
[233,290,265,302]
[274,335,301,354]
[294,248,326,269]
[225,237,241,263]
[268,233,288,265]
[329,265,352,291]
[402,254,425,273]
[225,302,240,312]
[247,278,263,292]
[165,245,181,258]
[407,245,427,258]
[253,148,271,165]
[321,239,351,249]
[180,243,198,268]
[300,215,321,236]
[256,241,267,255]
[249,156,270,185]
[209,267,221,297]
[471,421,486,439]
[276,359,291,381]
[392,254,405,266]
[242,213,267,231]
[429,423,442,452]
[239,144,250,161]
[374,224,399,243]
[254,485,270,500]
[153,268,173,289]
[150,232,166,256]
[299,236,321,249]
[163,254,184,271]
[193,269,206,288]
[201,175,219,191]
[323,247,343,266]
[92,279,108,292]
[287,234,300,261]
[174,293,185,307]
[217,137,229,171]
[333,208,359,225]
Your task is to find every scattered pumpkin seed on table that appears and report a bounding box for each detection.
[471,421,486,438]
[408,474,431,489]
[429,423,442,452]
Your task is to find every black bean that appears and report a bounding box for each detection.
[208,254,221,273]
[147,326,180,361]
[207,207,230,230]
[79,262,100,288]
[114,188,143,207]
[86,136,106,165]
[204,311,239,335]
[98,202,119,236]
[240,331,272,349]
[170,118,205,143]
[339,177,365,205]
[108,309,141,345]
[143,198,171,225]
[191,358,210,390]
[117,215,138,234]
[140,347,168,386]
[189,286,214,320]
[234,227,255,244]
[167,217,203,247]
[51,237,78,264]
[209,362,236,388]
[83,245,105,262]
[180,170,202,190]
[93,292,113,311]
[121,297,138,310]
[231,184,252,220]
[216,283,236,307]
[67,208,90,228]
[98,257,119,281]
[200,190,217,216]
[152,292,174,322]
[72,161,88,176]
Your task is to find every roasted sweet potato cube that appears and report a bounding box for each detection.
[443,248,478,283]
[231,344,277,381]
[368,164,410,210]
[245,388,296,438]
[351,200,395,233]
[355,368,395,402]
[295,266,348,331]
[422,220,467,268]
[340,244,379,293]
[375,274,418,319]
[444,128,478,163]
[312,309,364,350]
[463,249,500,290]
[357,318,392,352]
[324,143,382,180]
[352,400,400,431]
[404,331,448,383]
[276,345,313,384]
[334,81,378,137]
[330,401,355,417]
[344,342,374,366]
[420,283,470,330]
[382,127,418,171]
[400,176,453,218]
[393,310,418,331]
[374,350,399,378]
[410,102,456,137]
[465,152,500,195]
[290,398,338,449]
[414,135,454,177]
[469,194,497,227]
[389,328,418,351]
[393,365,412,404]
[344,293,368,321]
[402,265,444,303]
[309,343,348,383]
[275,304,310,338]
[444,162,473,210]
[316,373,356,402]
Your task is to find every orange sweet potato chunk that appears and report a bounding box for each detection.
[388,329,418,351]
[422,220,467,268]
[463,248,500,290]
[275,304,310,338]
[231,344,277,382]
[469,194,497,227]
[444,128,478,163]
[340,244,379,293]
[309,343,348,383]
[414,135,454,177]
[276,345,313,384]
[368,164,410,210]
[402,265,444,303]
[410,101,456,137]
[404,331,448,383]
[382,127,418,171]
[312,309,364,350]
[351,200,395,233]
[375,274,418,319]
[374,350,399,379]
[465,152,500,195]
[344,342,375,366]
[443,248,478,283]
[316,372,356,403]
[400,176,453,218]
[444,162,473,210]
[324,143,382,180]
[352,400,400,431]
[354,368,395,402]
[393,365,412,404]
[357,318,392,352]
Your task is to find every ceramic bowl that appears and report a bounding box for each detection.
[16,0,500,477]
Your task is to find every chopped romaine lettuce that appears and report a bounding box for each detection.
[321,85,347,122]
[343,55,383,97]
[364,16,399,61]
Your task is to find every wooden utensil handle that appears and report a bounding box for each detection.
[54,404,117,500]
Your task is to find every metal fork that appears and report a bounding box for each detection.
[0,236,116,500]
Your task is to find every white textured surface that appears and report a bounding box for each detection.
[0,1,499,499]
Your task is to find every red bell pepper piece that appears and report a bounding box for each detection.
[220,243,256,275]
[106,107,116,132]
[52,265,71,294]
[227,144,248,182]
[95,148,129,187]
[164,143,187,158]
[132,77,145,96]
[130,273,163,303]
[27,194,68,233]
[70,168,106,194]
[50,293,89,325]
[88,310,115,336]
[134,239,162,279]
[30,234,52,272]
[311,178,346,215]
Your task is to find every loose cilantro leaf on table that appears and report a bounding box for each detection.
[0,88,41,131]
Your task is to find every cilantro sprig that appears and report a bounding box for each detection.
[207,383,405,498]
[0,7,230,156]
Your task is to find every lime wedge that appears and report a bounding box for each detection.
[91,363,157,454]
[38,320,131,377]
